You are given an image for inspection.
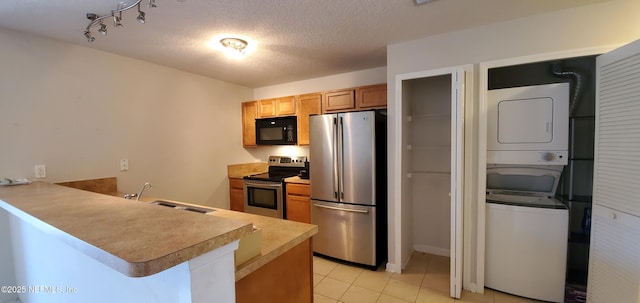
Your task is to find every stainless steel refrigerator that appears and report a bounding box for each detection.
[309,110,387,268]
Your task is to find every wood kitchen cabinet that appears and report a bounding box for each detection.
[236,239,313,303]
[229,177,244,212]
[322,89,355,113]
[286,183,311,223]
[296,93,322,146]
[322,83,387,113]
[241,101,257,147]
[242,84,385,147]
[356,83,387,109]
[257,96,296,118]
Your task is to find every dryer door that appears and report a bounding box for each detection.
[497,97,553,144]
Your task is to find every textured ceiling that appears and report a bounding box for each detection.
[0,0,606,88]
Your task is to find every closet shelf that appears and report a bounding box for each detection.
[407,114,450,121]
[411,171,450,175]
[406,144,450,151]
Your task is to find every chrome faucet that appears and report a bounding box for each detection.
[136,182,152,202]
[123,182,153,201]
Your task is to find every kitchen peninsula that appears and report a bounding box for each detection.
[0,182,317,303]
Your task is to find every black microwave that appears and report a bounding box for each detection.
[255,116,297,145]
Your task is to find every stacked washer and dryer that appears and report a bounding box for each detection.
[485,83,570,303]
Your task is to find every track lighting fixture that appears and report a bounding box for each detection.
[84,0,155,42]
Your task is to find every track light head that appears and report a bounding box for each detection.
[84,31,95,42]
[98,23,107,35]
[113,14,123,27]
[137,3,146,24]
[137,10,146,24]
[86,13,98,21]
[148,0,157,8]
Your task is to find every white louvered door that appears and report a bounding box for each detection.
[588,39,640,303]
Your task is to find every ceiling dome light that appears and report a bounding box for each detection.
[220,37,248,59]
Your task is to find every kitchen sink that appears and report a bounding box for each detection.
[151,200,261,265]
[151,200,216,214]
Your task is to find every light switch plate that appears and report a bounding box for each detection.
[35,165,46,179]
[120,159,129,171]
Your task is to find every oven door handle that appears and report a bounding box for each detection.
[313,203,369,214]
[243,180,283,187]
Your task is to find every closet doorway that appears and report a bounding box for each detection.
[395,66,467,298]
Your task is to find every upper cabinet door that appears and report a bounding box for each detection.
[276,96,296,116]
[323,89,355,113]
[356,84,387,109]
[257,98,277,118]
[322,84,387,113]
[242,101,258,147]
[257,96,296,118]
[297,93,322,146]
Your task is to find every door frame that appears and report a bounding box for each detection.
[392,65,470,298]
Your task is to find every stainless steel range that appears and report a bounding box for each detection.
[243,156,306,218]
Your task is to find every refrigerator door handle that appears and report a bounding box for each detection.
[338,116,345,200]
[333,117,339,199]
[313,203,369,214]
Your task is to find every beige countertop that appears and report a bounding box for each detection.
[228,163,311,186]
[210,209,317,280]
[136,198,318,281]
[284,176,310,185]
[0,181,254,278]
[227,162,268,178]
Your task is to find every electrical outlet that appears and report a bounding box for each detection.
[35,165,46,179]
[120,159,129,171]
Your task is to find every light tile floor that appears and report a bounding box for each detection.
[313,251,543,303]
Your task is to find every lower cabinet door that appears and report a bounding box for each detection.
[286,194,311,223]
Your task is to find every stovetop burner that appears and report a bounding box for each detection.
[243,155,306,182]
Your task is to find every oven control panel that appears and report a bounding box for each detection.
[267,156,306,167]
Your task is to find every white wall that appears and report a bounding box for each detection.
[0,26,385,221]
[386,0,640,291]
[0,28,254,208]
